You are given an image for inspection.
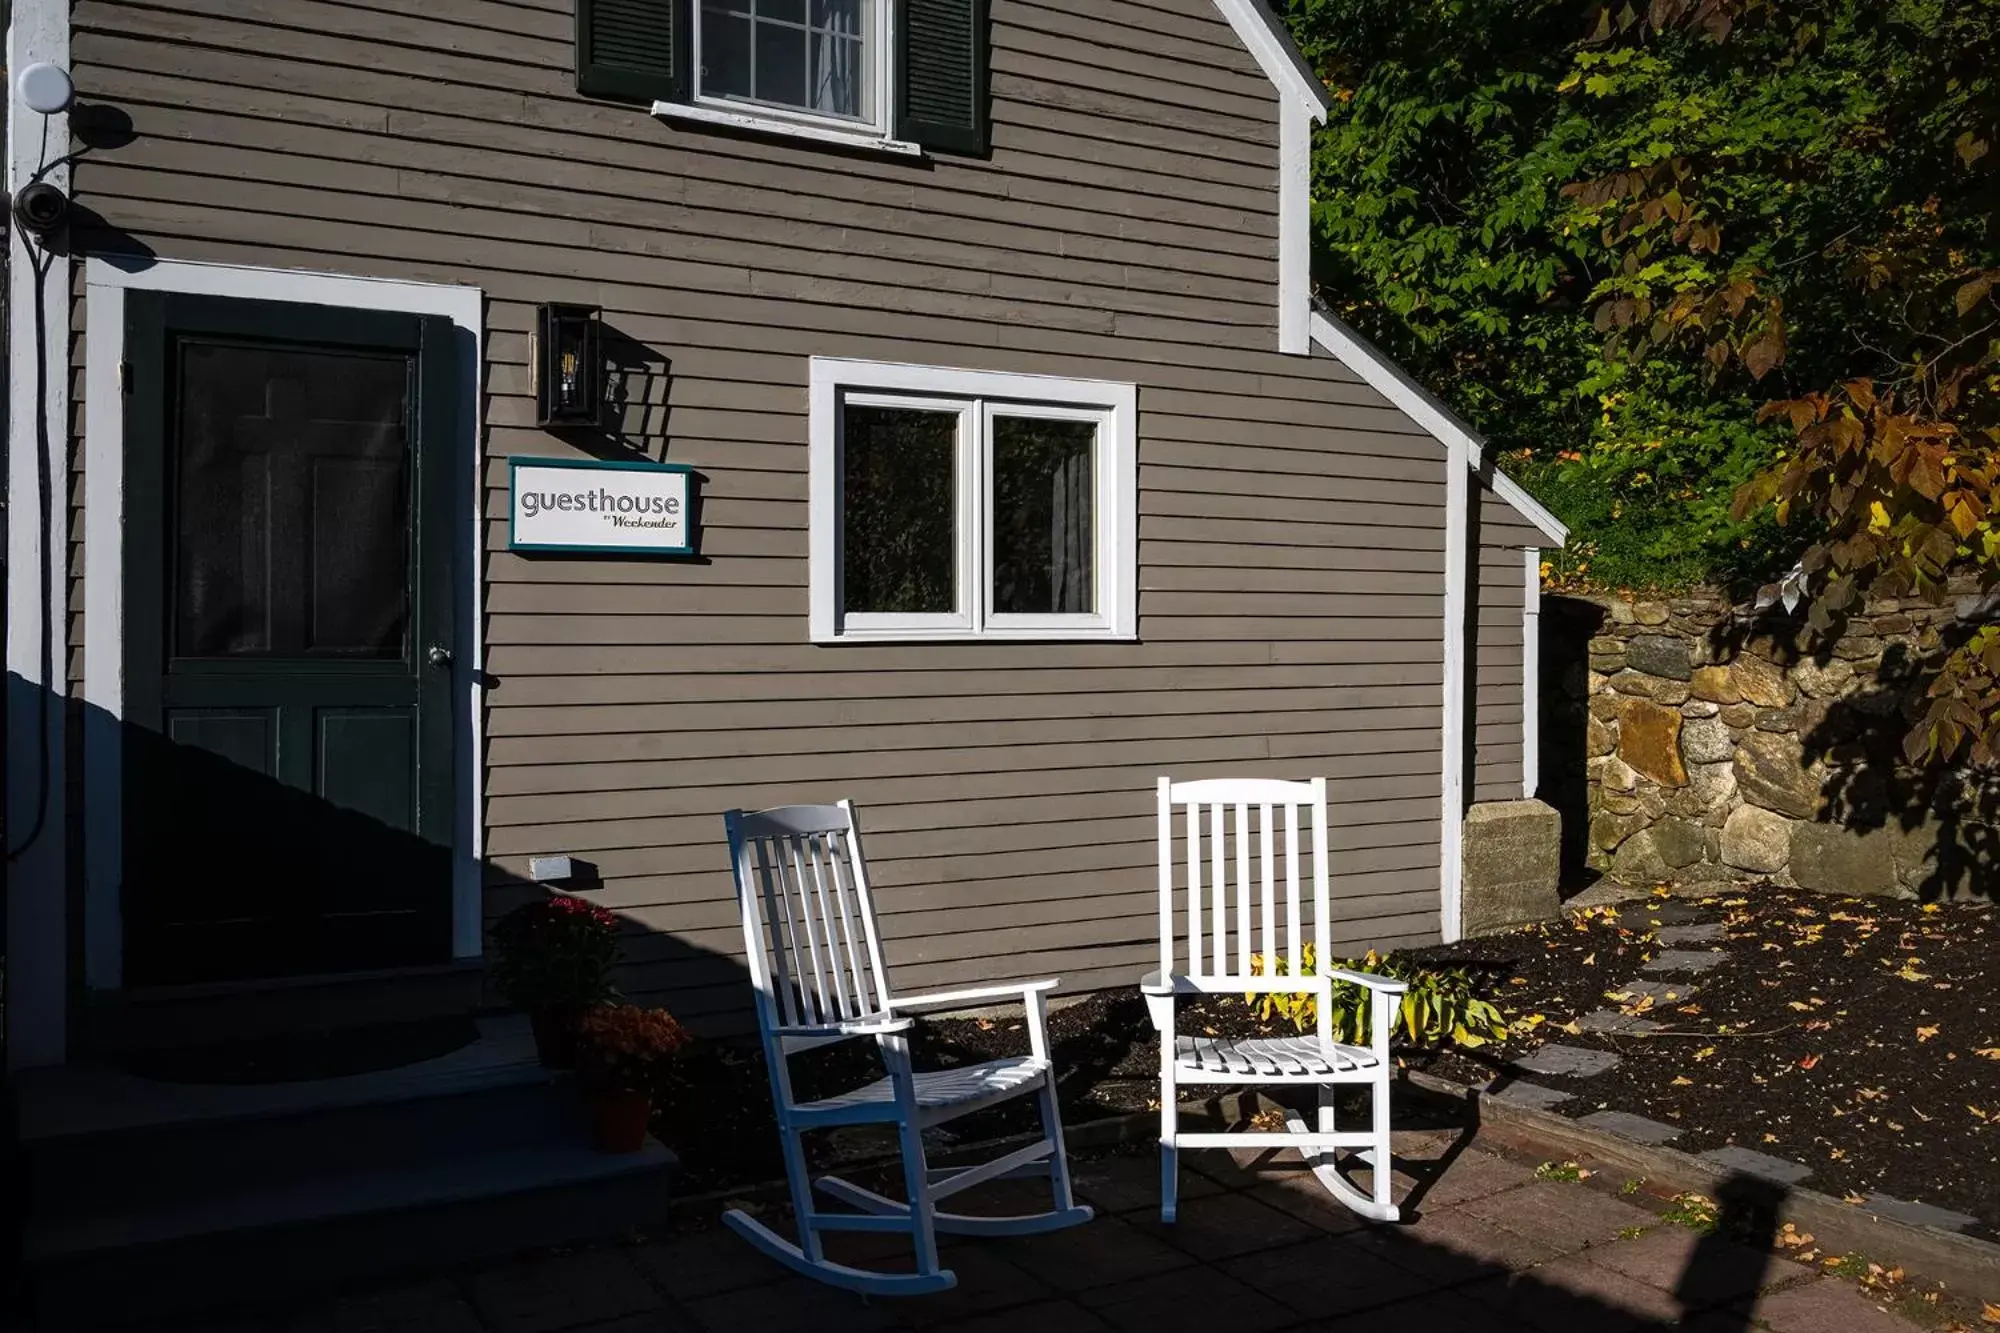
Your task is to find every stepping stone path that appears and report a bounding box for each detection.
[1700,1145,1814,1187]
[1577,1110,1682,1144]
[1634,900,1709,926]
[1484,1079,1574,1110]
[1575,1010,1664,1035]
[1606,978,1697,1006]
[1656,922,1725,945]
[1642,949,1728,974]
[1512,1043,1622,1078]
[1861,1194,1980,1232]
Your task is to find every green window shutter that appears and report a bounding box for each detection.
[576,0,690,104]
[898,0,989,155]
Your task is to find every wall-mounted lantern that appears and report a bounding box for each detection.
[534,302,603,426]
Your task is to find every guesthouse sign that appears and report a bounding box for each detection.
[509,458,694,555]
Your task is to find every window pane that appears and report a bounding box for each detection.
[753,17,808,109]
[992,416,1096,616]
[842,404,958,615]
[174,339,411,658]
[701,6,752,99]
[810,34,866,119]
[761,0,806,22]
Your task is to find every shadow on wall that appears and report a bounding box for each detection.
[1703,610,1999,903]
[1537,594,1609,895]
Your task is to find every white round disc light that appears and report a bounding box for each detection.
[18,62,74,115]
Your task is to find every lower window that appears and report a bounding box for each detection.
[809,359,1137,642]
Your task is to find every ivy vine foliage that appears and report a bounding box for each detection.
[1283,0,2000,758]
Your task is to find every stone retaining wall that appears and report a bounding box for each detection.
[1540,590,1997,898]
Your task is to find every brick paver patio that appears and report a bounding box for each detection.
[193,1132,1929,1333]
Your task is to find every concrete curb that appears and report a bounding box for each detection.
[1400,1068,2000,1303]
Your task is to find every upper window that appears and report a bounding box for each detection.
[575,0,990,158]
[696,0,887,135]
[809,359,1137,642]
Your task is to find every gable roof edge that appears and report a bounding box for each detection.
[1307,309,1569,546]
[1209,0,1332,121]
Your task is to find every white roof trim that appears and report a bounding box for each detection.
[1308,310,1569,545]
[1209,0,1332,121]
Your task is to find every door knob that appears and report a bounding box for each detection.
[427,644,453,668]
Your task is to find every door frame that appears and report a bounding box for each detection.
[82,257,486,994]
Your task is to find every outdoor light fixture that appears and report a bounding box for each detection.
[534,302,603,426]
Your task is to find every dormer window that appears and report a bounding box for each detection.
[577,0,987,157]
[698,0,886,136]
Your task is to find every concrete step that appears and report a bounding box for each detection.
[18,1014,677,1330]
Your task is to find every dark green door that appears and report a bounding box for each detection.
[122,293,458,986]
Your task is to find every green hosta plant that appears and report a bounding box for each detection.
[1246,945,1508,1050]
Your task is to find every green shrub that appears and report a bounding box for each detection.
[1245,946,1508,1049]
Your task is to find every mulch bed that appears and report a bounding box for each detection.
[653,887,2000,1239]
[1404,886,2000,1239]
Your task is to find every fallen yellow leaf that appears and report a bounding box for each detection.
[1917,1026,1940,1042]
[1976,1048,2000,1060]
[1671,1075,1694,1087]
[1983,1299,2000,1325]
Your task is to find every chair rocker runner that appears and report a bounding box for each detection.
[1144,776,1406,1224]
[723,801,1093,1296]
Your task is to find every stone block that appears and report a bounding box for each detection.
[1590,810,1639,852]
[1610,827,1671,884]
[1680,715,1734,764]
[1721,804,1792,873]
[1617,698,1688,787]
[1698,1145,1812,1186]
[1601,755,1638,793]
[1731,655,1794,707]
[1512,1044,1621,1078]
[1682,699,1720,719]
[1793,656,1855,697]
[1633,601,1670,625]
[1586,712,1615,757]
[1461,800,1561,937]
[1611,670,1656,696]
[1691,664,1740,703]
[1575,1010,1664,1035]
[1577,1110,1683,1144]
[1688,759,1737,808]
[1859,1194,1979,1231]
[1719,702,1757,728]
[1789,821,1902,897]
[1642,949,1726,974]
[1483,1079,1574,1110]
[1651,817,1705,869]
[1735,730,1820,819]
[1607,978,1698,1005]
[1657,922,1725,944]
[1628,634,1693,680]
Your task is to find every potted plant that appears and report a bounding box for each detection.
[576,1003,692,1153]
[490,895,620,1068]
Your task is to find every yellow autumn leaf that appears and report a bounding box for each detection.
[1917,1026,1939,1042]
[1983,1299,2000,1325]
[1976,1048,2000,1060]
[1671,1075,1694,1087]
[1868,499,1891,533]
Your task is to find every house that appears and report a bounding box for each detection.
[2,0,1564,1315]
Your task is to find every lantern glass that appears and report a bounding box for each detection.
[536,303,602,425]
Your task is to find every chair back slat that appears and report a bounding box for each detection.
[1154,776,1329,986]
[726,802,893,1046]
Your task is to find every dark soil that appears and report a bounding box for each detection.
[1404,886,2000,1239]
[654,888,2000,1238]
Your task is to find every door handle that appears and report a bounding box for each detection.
[427,645,453,669]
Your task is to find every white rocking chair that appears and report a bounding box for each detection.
[722,801,1094,1296]
[1144,776,1407,1224]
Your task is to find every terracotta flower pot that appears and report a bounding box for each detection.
[530,1006,581,1069]
[587,1088,652,1154]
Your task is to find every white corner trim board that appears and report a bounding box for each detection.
[1206,0,1328,357]
[1307,311,1570,546]
[1439,420,1470,945]
[80,258,489,1000]
[1523,548,1542,800]
[7,0,73,1071]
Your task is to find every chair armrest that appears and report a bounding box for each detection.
[887,979,1058,1013]
[1139,970,1176,996]
[1327,967,1408,996]
[772,1016,915,1039]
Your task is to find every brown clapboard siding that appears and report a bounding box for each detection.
[1470,485,1538,802]
[67,0,1467,1029]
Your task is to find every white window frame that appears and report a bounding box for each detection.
[809,358,1138,644]
[684,0,900,146]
